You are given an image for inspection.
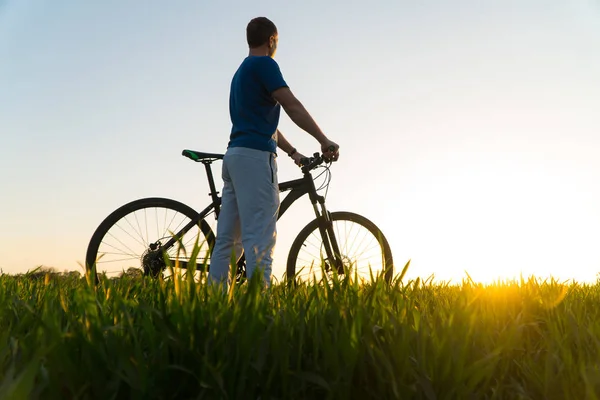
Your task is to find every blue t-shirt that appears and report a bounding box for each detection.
[228,56,288,154]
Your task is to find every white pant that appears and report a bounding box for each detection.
[208,146,280,286]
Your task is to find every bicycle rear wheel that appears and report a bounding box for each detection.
[286,211,394,284]
[85,197,214,281]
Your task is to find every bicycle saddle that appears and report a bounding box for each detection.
[182,149,224,162]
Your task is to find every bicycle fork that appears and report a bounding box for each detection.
[312,196,344,275]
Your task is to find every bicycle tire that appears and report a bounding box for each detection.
[85,197,215,282]
[286,211,394,283]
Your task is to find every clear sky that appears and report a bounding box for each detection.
[1,0,599,284]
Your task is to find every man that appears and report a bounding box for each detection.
[208,16,340,288]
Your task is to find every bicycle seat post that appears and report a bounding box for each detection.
[203,161,220,207]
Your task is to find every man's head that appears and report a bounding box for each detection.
[246,17,278,58]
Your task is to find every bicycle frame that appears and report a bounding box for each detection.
[160,155,343,272]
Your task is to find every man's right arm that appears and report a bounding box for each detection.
[272,87,330,146]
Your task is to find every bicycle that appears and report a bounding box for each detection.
[85,148,394,285]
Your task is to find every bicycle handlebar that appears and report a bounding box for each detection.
[299,146,338,173]
[299,152,325,173]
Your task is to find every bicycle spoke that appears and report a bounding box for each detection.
[143,209,149,248]
[155,207,160,245]
[341,219,353,257]
[120,216,147,248]
[161,208,182,242]
[345,224,371,263]
[96,256,139,264]
[103,231,140,261]
[163,207,169,241]
[132,210,145,249]
[303,232,325,252]
[162,212,190,244]
[116,221,146,248]
[96,250,140,259]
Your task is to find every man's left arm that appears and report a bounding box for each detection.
[277,129,305,165]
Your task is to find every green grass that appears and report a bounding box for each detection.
[1,263,600,399]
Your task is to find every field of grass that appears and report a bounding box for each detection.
[1,263,600,399]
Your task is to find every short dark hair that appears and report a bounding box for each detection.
[246,17,277,48]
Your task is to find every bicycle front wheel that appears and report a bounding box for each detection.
[286,211,394,284]
[85,197,215,281]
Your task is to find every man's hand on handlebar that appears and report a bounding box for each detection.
[291,151,306,166]
[294,138,340,171]
[320,139,339,162]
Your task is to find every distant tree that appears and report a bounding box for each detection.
[20,266,82,281]
[119,267,143,279]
